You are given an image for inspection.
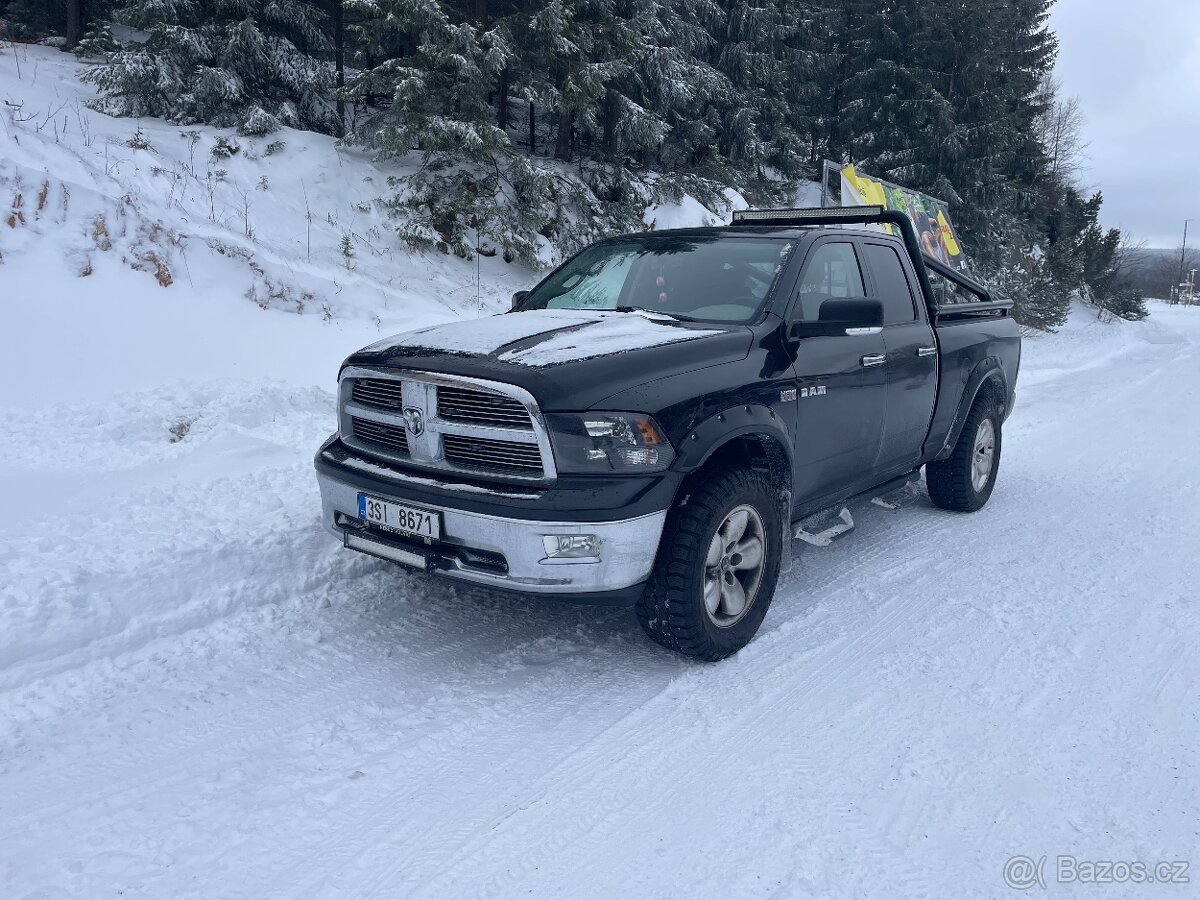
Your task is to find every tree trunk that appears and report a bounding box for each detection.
[528,101,536,153]
[554,109,573,162]
[497,67,509,132]
[65,0,83,50]
[333,0,345,137]
[601,88,617,158]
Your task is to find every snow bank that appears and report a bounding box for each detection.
[0,44,744,401]
[0,380,340,690]
[1017,299,1188,396]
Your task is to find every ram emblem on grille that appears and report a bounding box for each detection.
[401,406,425,437]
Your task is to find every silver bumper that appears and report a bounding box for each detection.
[317,468,667,595]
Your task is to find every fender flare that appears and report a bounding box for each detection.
[934,358,1010,461]
[671,404,796,570]
[672,404,794,474]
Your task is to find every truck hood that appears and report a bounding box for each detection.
[344,308,754,411]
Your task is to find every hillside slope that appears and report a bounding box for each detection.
[0,43,738,405]
[0,46,478,403]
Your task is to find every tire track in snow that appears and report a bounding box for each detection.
[309,494,973,897]
[1,558,624,835]
[386,559,947,899]
[280,494,950,897]
[0,384,338,691]
[4,310,1199,898]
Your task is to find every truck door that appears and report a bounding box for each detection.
[861,240,938,474]
[788,238,887,504]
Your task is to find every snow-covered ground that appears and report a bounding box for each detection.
[3,43,1199,900]
[5,286,1199,899]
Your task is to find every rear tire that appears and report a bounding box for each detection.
[926,398,1002,512]
[636,466,783,661]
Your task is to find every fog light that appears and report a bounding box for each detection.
[542,534,601,559]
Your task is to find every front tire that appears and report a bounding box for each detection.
[926,399,1002,512]
[636,466,783,661]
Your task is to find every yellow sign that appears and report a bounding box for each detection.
[839,164,967,272]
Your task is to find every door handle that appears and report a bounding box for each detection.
[917,346,937,357]
[861,354,886,368]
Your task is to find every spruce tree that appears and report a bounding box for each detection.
[520,0,661,165]
[83,0,335,134]
[636,0,729,173]
[2,0,67,38]
[706,0,801,177]
[347,0,530,259]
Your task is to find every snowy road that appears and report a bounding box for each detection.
[2,305,1199,898]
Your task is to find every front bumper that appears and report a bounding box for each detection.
[317,460,667,602]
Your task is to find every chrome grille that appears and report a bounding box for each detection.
[339,369,556,481]
[443,434,542,474]
[352,378,404,410]
[350,416,410,455]
[437,385,532,428]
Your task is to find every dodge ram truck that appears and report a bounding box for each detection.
[315,206,1021,660]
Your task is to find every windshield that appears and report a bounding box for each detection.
[517,235,794,323]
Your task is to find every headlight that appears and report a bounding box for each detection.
[546,412,676,473]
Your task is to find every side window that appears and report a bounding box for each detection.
[928,272,949,307]
[795,242,865,321]
[929,271,986,305]
[863,243,917,324]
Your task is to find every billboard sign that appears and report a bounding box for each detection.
[827,162,969,273]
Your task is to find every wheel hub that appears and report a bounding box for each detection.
[971,418,996,492]
[703,505,767,628]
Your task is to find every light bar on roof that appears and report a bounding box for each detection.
[731,205,885,223]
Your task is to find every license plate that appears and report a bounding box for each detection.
[358,494,441,541]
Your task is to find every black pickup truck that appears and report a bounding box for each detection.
[315,206,1020,660]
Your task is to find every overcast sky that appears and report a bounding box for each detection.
[1051,0,1200,247]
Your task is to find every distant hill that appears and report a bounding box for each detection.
[1122,247,1200,299]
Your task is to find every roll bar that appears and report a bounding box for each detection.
[729,206,1011,315]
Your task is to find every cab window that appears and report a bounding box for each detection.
[795,242,866,321]
[863,243,917,324]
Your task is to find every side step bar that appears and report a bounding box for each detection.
[869,472,923,510]
[791,470,922,547]
[794,508,854,547]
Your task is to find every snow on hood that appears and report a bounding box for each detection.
[366,308,724,367]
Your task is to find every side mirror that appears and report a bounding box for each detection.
[510,290,529,311]
[790,298,883,338]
